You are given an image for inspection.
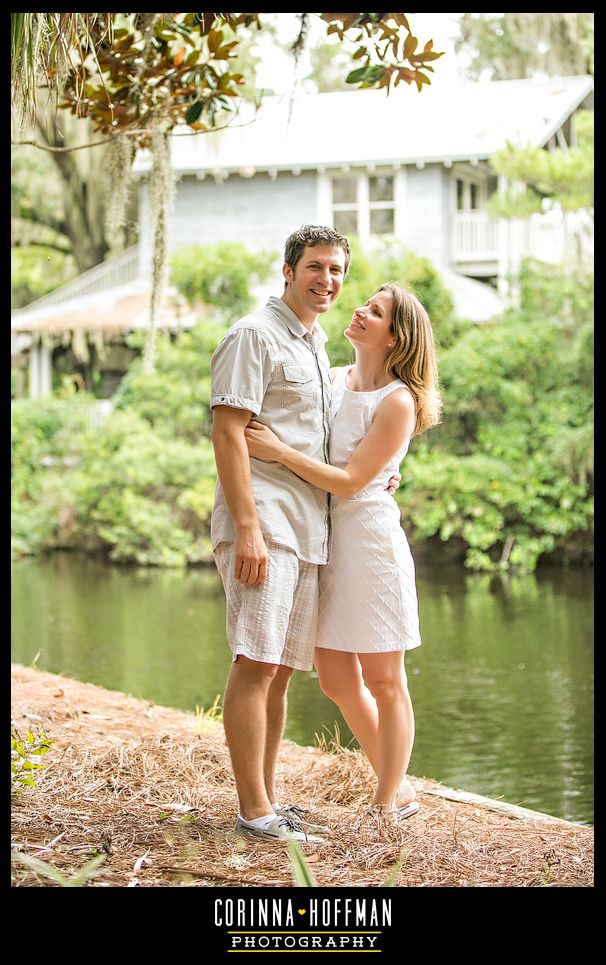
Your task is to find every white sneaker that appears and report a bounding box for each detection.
[235,815,324,843]
[275,805,329,833]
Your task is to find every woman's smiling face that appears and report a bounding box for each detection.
[344,289,394,352]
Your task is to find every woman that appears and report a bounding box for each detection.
[244,283,441,821]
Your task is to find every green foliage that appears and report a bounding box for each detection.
[287,839,319,886]
[13,13,441,146]
[11,147,78,307]
[71,409,217,565]
[114,318,227,439]
[195,694,223,734]
[11,397,95,557]
[398,260,593,571]
[382,848,410,886]
[169,242,276,322]
[11,850,106,887]
[454,13,593,81]
[11,722,53,793]
[11,247,77,309]
[488,111,594,215]
[321,238,455,366]
[12,377,221,566]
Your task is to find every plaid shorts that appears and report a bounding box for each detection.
[213,540,319,671]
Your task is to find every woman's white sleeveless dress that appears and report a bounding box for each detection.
[317,365,422,653]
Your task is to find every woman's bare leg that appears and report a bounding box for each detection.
[314,648,381,771]
[358,651,415,810]
[315,648,416,809]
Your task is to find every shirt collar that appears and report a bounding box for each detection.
[267,296,328,345]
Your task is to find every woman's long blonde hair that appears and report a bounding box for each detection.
[380,282,442,436]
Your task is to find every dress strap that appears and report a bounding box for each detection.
[379,379,410,400]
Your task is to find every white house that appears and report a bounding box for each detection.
[12,74,593,398]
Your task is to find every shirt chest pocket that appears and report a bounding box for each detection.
[281,363,319,413]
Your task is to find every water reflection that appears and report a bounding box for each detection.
[11,552,593,824]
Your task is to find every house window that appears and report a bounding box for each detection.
[332,177,358,235]
[369,175,394,234]
[331,173,396,237]
[456,176,484,211]
[457,179,465,210]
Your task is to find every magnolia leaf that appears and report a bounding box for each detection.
[321,13,360,30]
[403,32,417,59]
[415,71,431,91]
[346,64,385,85]
[185,101,203,125]
[388,13,410,31]
[207,28,224,54]
[409,50,444,62]
[213,44,236,60]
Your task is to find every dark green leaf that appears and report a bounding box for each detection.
[185,101,203,125]
[346,64,385,85]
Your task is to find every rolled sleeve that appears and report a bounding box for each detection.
[210,327,273,416]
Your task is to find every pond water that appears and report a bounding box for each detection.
[11,552,593,825]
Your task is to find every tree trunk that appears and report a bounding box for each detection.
[35,103,109,273]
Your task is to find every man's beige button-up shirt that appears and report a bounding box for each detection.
[210,296,332,564]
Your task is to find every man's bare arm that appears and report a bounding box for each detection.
[211,405,269,585]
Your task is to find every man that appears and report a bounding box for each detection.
[210,225,396,842]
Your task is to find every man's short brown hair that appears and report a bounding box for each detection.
[284,225,351,276]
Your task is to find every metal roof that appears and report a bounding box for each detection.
[11,280,198,337]
[133,75,593,177]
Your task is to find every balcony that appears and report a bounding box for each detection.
[453,212,500,263]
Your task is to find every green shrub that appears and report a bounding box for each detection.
[397,260,594,570]
[169,241,277,321]
[11,398,95,557]
[11,722,53,793]
[114,319,227,441]
[72,410,217,565]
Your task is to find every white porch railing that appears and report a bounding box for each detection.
[13,246,141,314]
[454,212,500,261]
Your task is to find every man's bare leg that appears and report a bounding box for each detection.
[222,655,277,820]
[264,664,294,805]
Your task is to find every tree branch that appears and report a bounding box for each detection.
[13,239,73,256]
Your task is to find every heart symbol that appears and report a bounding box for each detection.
[298,909,306,915]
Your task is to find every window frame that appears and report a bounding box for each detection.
[330,170,397,238]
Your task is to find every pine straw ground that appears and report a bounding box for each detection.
[11,664,593,889]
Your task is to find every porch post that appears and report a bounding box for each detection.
[28,341,52,398]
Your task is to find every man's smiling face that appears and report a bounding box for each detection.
[282,245,347,326]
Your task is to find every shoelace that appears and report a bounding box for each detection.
[280,805,328,832]
[280,805,309,819]
[278,817,305,834]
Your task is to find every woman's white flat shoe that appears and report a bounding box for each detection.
[394,801,420,820]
